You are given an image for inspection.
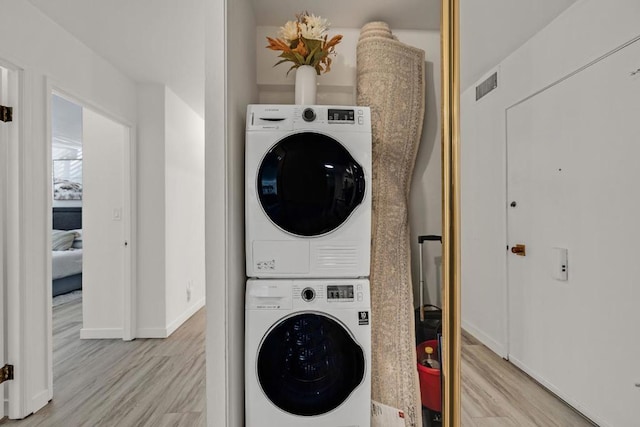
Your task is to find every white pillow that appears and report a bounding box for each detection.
[71,229,83,249]
[52,229,77,251]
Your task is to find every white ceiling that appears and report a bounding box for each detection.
[250,0,441,31]
[27,0,578,117]
[27,0,205,117]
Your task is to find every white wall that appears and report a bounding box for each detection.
[136,83,168,335]
[81,108,127,338]
[204,0,229,424]
[164,87,206,333]
[136,84,206,338]
[462,0,640,354]
[205,0,257,425]
[256,26,442,307]
[226,1,258,425]
[0,0,137,417]
[461,0,640,424]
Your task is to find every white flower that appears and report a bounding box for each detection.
[279,20,299,42]
[301,14,328,40]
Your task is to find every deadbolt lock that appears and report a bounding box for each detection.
[511,244,526,256]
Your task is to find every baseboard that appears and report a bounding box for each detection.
[508,356,607,427]
[136,328,168,338]
[31,389,51,416]
[79,328,123,339]
[166,297,206,337]
[136,298,206,339]
[461,319,507,358]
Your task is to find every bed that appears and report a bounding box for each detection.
[52,207,83,297]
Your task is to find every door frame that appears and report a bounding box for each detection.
[45,79,137,342]
[0,61,10,421]
[0,56,29,419]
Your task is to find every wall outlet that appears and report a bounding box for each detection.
[186,280,192,302]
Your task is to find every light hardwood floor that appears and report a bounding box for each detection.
[2,297,205,426]
[461,331,594,427]
[2,297,593,426]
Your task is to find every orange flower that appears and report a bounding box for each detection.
[324,35,342,51]
[292,39,308,57]
[266,37,291,53]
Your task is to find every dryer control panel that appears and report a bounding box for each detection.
[246,104,371,132]
[327,108,355,123]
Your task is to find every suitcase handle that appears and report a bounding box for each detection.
[418,235,442,243]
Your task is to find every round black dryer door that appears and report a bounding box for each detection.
[257,132,366,237]
[257,313,366,416]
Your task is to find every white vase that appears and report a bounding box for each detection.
[294,65,317,105]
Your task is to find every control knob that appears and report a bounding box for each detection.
[302,108,316,122]
[301,287,315,302]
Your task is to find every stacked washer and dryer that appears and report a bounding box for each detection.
[244,104,373,427]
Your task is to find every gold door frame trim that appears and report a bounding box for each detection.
[441,0,461,425]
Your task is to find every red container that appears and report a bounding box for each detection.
[416,339,441,412]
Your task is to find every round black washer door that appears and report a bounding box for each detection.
[257,132,366,237]
[257,313,365,416]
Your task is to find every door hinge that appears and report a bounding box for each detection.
[0,364,14,384]
[0,105,13,122]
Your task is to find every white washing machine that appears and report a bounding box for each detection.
[245,104,372,278]
[245,278,371,427]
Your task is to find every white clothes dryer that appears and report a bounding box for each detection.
[245,104,372,278]
[245,278,371,427]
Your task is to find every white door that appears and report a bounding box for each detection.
[506,39,640,425]
[81,108,131,340]
[0,65,8,420]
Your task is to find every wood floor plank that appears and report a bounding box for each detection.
[153,412,204,427]
[1,297,205,427]
[0,299,592,427]
[460,329,594,427]
[471,416,517,426]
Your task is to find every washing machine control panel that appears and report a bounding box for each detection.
[327,284,354,301]
[301,287,316,302]
[292,281,369,306]
[327,108,355,123]
[247,280,370,310]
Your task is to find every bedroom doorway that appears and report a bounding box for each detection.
[49,91,134,343]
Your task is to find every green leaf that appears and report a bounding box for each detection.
[293,52,305,64]
[286,64,299,76]
[306,45,320,65]
[279,52,297,62]
[305,38,321,52]
[273,59,291,68]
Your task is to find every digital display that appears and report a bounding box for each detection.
[327,285,354,300]
[328,109,355,122]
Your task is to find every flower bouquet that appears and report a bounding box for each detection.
[266,12,343,75]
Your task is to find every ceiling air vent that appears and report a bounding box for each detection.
[476,72,498,101]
